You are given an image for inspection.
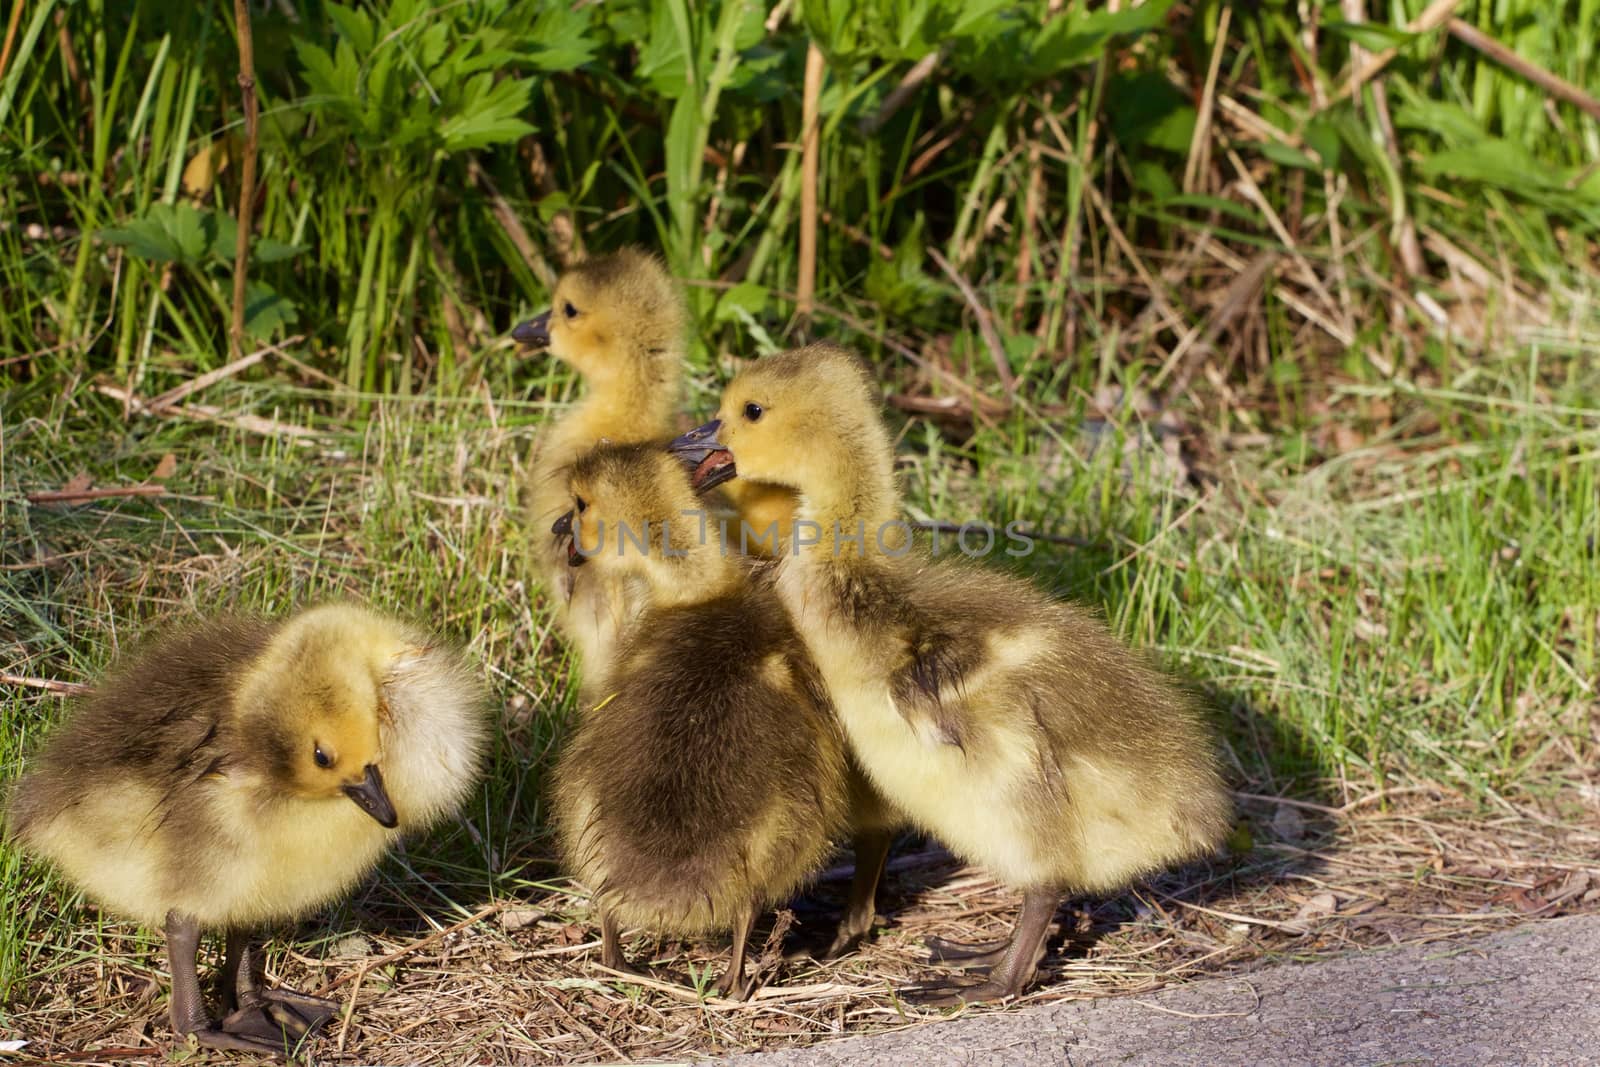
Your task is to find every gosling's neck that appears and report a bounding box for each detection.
[564,350,681,444]
[790,459,899,568]
[645,545,742,611]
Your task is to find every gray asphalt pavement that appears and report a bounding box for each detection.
[718,914,1600,1066]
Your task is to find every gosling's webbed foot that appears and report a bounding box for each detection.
[255,987,341,1030]
[216,1006,311,1049]
[818,925,867,961]
[190,1024,301,1057]
[712,962,751,1001]
[899,974,1028,1009]
[925,933,1013,968]
[214,987,337,1055]
[916,888,1060,1001]
[594,955,651,981]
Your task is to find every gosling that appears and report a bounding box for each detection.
[5,603,488,1053]
[669,344,1232,1005]
[548,444,852,998]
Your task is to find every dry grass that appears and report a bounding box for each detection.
[6,786,1599,1065]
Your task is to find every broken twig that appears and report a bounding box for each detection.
[0,673,92,697]
[1447,17,1600,123]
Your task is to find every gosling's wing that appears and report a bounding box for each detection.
[7,616,273,839]
[888,624,981,750]
[884,557,1056,750]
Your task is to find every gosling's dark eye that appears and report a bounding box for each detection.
[575,495,588,513]
[313,745,332,769]
[563,301,579,319]
[743,402,764,422]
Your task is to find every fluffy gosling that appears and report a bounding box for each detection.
[669,345,1232,1005]
[5,604,488,1053]
[549,444,853,998]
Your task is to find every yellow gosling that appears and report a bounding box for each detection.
[5,603,488,1054]
[669,344,1232,1005]
[548,444,855,998]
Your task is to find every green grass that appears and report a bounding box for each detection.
[3,0,1600,1038]
[4,0,1599,391]
[3,324,1598,1013]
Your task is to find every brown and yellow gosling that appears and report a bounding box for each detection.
[5,604,488,1054]
[670,344,1232,1005]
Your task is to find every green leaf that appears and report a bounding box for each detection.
[1303,120,1342,170]
[1032,0,1175,73]
[526,2,599,71]
[536,191,571,223]
[945,0,1016,41]
[663,92,700,249]
[242,281,299,339]
[1153,194,1264,225]
[99,202,212,266]
[637,2,690,99]
[1576,167,1600,203]
[99,223,182,264]
[1322,19,1419,52]
[1258,140,1320,171]
[1108,72,1194,155]
[326,3,376,53]
[800,0,865,61]
[865,217,940,318]
[438,74,536,151]
[1392,99,1486,145]
[714,281,769,323]
[418,22,450,71]
[291,39,344,101]
[1130,160,1178,199]
[207,213,305,265]
[252,239,305,265]
[1418,140,1561,192]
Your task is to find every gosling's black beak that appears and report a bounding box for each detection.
[552,508,590,566]
[343,764,399,829]
[512,310,551,349]
[668,420,737,491]
[666,420,724,465]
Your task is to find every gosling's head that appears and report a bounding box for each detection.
[553,444,731,599]
[511,248,686,393]
[238,606,402,828]
[668,344,895,514]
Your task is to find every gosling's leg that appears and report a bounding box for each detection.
[712,902,757,1001]
[163,912,287,1056]
[905,888,1059,1007]
[165,912,210,1039]
[822,828,892,959]
[598,909,646,978]
[220,930,339,1040]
